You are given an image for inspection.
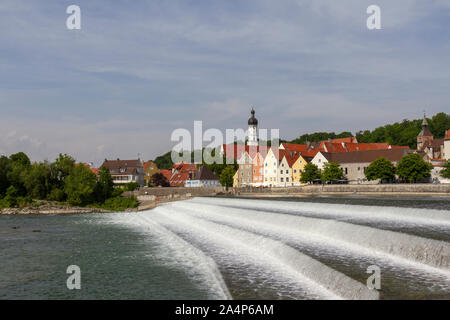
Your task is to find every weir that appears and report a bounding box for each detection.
[106,212,231,300]
[190,198,450,230]
[169,201,450,276]
[150,206,379,300]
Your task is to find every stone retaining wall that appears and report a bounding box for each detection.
[233,184,450,195]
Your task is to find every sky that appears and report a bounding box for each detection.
[1,0,449,166]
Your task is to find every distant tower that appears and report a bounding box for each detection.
[417,113,433,151]
[247,107,258,146]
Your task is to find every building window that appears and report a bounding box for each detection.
[345,168,348,174]
[286,178,289,182]
[358,167,360,171]
[281,170,283,174]
[294,169,297,173]
[281,178,284,182]
[286,169,289,174]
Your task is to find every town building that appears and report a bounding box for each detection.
[277,150,295,187]
[444,129,450,160]
[169,162,198,187]
[312,149,410,184]
[251,152,265,186]
[263,148,279,187]
[101,158,145,186]
[237,151,253,186]
[185,165,221,187]
[291,154,308,186]
[417,115,445,161]
[143,161,160,186]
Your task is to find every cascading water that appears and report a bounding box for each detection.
[168,201,450,273]
[106,197,450,300]
[106,212,231,300]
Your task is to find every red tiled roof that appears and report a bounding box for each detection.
[330,137,358,144]
[170,172,190,187]
[91,168,99,175]
[222,144,270,159]
[282,143,308,153]
[172,162,197,172]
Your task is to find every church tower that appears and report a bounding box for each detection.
[247,108,258,146]
[417,114,433,151]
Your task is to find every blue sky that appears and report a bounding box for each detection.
[1,0,449,165]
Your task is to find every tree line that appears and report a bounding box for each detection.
[0,152,138,210]
[290,112,449,149]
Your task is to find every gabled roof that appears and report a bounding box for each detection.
[172,162,197,172]
[101,159,142,175]
[191,165,219,181]
[319,148,409,164]
[222,144,270,159]
[170,172,190,187]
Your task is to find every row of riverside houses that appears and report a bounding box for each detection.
[84,159,220,188]
[221,110,450,186]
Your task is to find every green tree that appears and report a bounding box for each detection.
[7,152,31,196]
[440,160,450,179]
[219,166,236,190]
[95,166,114,203]
[365,157,396,182]
[23,162,52,199]
[153,151,174,170]
[64,164,97,206]
[9,152,31,167]
[300,163,322,184]
[50,154,75,189]
[123,182,140,192]
[321,162,344,182]
[3,186,19,207]
[396,154,433,183]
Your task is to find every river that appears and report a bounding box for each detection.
[1,196,449,300]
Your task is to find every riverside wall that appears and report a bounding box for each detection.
[233,184,450,196]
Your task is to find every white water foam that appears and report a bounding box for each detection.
[151,206,379,300]
[168,201,450,280]
[190,197,450,230]
[105,212,231,300]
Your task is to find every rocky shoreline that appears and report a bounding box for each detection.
[0,204,112,215]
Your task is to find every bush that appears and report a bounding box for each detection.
[123,182,140,192]
[47,188,66,202]
[100,196,139,211]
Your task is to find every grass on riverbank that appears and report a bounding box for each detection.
[0,195,139,212]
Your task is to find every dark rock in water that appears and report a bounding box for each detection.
[12,226,20,229]
[32,230,41,232]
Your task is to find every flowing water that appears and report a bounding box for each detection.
[0,196,449,300]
